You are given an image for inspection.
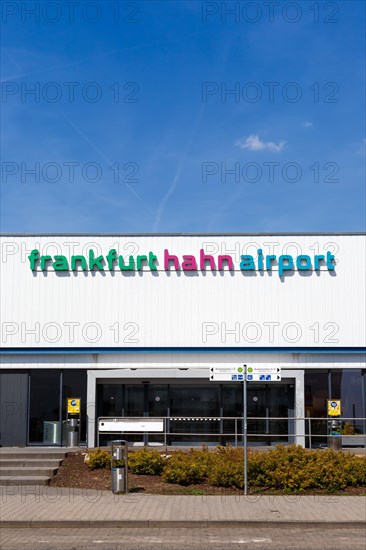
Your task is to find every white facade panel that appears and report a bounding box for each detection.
[1,352,365,371]
[0,234,365,348]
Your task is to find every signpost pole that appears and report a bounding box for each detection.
[243,364,248,496]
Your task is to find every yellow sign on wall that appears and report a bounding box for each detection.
[328,400,341,417]
[67,398,81,414]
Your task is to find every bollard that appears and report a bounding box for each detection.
[67,418,80,447]
[328,419,342,450]
[111,440,128,494]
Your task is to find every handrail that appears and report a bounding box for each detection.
[97,416,366,421]
[96,415,366,448]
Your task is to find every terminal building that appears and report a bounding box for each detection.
[0,233,365,448]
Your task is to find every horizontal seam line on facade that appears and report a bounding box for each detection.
[1,233,366,237]
[1,347,365,355]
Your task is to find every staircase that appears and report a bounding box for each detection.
[0,448,67,486]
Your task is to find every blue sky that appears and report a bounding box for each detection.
[1,0,365,233]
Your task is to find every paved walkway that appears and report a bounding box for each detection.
[0,487,365,528]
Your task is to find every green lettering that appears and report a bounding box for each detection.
[53,255,69,271]
[136,255,147,270]
[106,249,117,270]
[148,251,158,270]
[40,255,52,270]
[71,255,87,270]
[28,249,39,270]
[89,250,104,270]
[119,255,134,270]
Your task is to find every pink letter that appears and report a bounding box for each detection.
[164,249,180,270]
[200,249,215,270]
[182,255,198,271]
[218,255,234,270]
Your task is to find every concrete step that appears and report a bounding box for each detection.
[0,459,63,468]
[0,467,59,477]
[0,476,50,486]
[0,449,67,485]
[0,452,67,460]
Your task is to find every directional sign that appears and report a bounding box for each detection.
[246,373,281,382]
[209,366,245,382]
[247,366,281,375]
[210,366,244,374]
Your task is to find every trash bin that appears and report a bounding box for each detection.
[328,419,342,450]
[328,432,342,450]
[111,440,128,494]
[67,418,80,447]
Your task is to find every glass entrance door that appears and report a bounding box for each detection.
[97,383,167,445]
[169,385,220,445]
[124,385,144,416]
[247,383,294,446]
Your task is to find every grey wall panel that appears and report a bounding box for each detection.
[0,371,28,446]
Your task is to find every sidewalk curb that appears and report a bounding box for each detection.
[1,520,365,529]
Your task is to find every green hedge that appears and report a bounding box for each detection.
[247,445,366,493]
[162,451,207,485]
[87,445,366,493]
[87,449,111,470]
[128,449,166,475]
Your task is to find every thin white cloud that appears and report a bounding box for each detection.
[304,122,313,128]
[153,104,205,231]
[1,44,153,83]
[235,134,286,153]
[65,117,153,213]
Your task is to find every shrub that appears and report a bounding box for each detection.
[342,422,356,435]
[342,453,366,486]
[215,445,243,463]
[207,458,243,488]
[161,446,245,487]
[187,447,213,477]
[162,452,206,485]
[85,443,365,493]
[247,445,366,493]
[87,448,111,470]
[128,449,166,476]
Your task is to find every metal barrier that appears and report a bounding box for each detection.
[96,416,366,449]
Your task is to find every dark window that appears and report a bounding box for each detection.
[62,370,87,443]
[331,369,365,434]
[148,385,168,416]
[124,384,144,416]
[97,383,123,417]
[29,369,88,445]
[29,370,61,444]
[304,370,329,447]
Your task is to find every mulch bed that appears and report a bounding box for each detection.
[49,452,241,495]
[49,451,366,496]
